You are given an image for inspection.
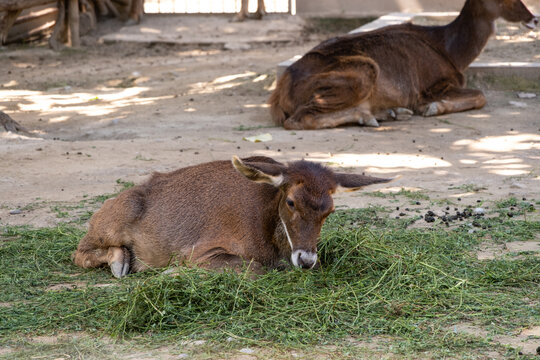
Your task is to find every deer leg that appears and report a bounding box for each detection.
[284,102,379,130]
[418,87,487,117]
[72,239,131,278]
[283,59,378,130]
[108,246,131,278]
[73,188,146,277]
[124,0,143,25]
[232,0,249,22]
[256,0,266,17]
[374,107,414,122]
[249,0,266,19]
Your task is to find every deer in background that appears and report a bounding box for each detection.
[233,0,265,22]
[73,156,392,277]
[270,0,538,130]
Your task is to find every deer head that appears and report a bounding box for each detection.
[485,0,538,28]
[232,156,392,269]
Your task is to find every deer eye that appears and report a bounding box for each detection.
[286,198,295,208]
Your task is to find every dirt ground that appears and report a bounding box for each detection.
[1,14,539,228]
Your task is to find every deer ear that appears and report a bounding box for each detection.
[232,156,285,186]
[334,173,395,193]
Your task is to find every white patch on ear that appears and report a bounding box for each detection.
[268,174,283,186]
[232,155,283,186]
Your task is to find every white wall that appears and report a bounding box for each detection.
[296,0,539,16]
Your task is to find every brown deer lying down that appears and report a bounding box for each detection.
[73,156,391,277]
[270,0,538,130]
[233,0,265,22]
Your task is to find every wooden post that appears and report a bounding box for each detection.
[68,0,79,47]
[0,0,55,12]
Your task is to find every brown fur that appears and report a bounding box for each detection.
[73,156,392,277]
[269,0,537,130]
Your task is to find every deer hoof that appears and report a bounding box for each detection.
[109,247,131,278]
[364,117,380,127]
[394,107,413,120]
[110,261,127,278]
[231,14,246,22]
[423,102,440,117]
[125,18,139,26]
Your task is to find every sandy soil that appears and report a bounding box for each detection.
[0,14,539,229]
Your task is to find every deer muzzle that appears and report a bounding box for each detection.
[292,249,318,269]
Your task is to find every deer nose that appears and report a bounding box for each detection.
[292,249,317,269]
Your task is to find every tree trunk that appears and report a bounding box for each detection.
[48,0,65,50]
[0,9,22,43]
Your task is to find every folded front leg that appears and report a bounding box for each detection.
[418,87,486,117]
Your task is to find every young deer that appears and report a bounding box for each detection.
[73,156,392,277]
[270,0,538,130]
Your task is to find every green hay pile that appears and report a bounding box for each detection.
[1,207,539,355]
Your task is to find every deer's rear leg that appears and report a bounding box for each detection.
[73,238,131,278]
[284,60,378,130]
[418,87,486,117]
[108,246,131,278]
[73,187,146,277]
[285,103,379,130]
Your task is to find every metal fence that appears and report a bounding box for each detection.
[144,0,294,14]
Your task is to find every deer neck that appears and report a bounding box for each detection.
[441,0,496,71]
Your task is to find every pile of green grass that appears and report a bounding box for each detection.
[1,205,539,357]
